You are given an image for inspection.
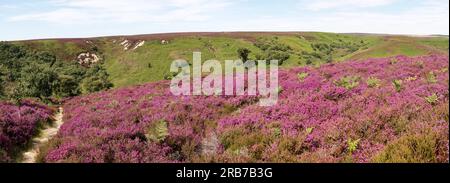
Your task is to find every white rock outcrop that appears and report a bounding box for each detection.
[120,40,131,50]
[77,52,100,65]
[132,40,145,50]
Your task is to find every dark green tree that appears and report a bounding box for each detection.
[237,48,251,62]
[17,62,58,99]
[266,50,290,65]
[81,65,113,93]
[54,74,81,97]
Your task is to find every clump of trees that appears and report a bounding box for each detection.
[81,65,113,93]
[253,37,292,65]
[0,42,113,102]
[301,40,368,65]
[236,37,293,66]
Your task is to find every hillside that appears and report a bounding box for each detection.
[1,32,449,163]
[36,55,449,163]
[12,32,449,88]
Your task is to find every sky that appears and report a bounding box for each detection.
[0,0,448,41]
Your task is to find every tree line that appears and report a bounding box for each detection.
[0,42,112,103]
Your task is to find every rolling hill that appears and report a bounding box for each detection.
[12,32,449,88]
[1,32,449,163]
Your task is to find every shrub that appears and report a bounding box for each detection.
[266,50,290,65]
[0,101,54,162]
[17,62,58,99]
[40,55,450,163]
[146,120,169,143]
[253,38,291,65]
[220,128,273,160]
[366,77,381,88]
[425,93,439,105]
[297,72,309,82]
[426,71,437,84]
[81,65,113,93]
[372,134,439,163]
[54,74,81,97]
[347,138,360,154]
[0,72,4,97]
[237,48,251,62]
[0,42,112,101]
[415,60,424,68]
[273,127,282,138]
[335,76,360,90]
[392,79,402,92]
[389,58,398,65]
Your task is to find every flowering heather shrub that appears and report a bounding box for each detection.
[43,55,448,163]
[42,82,258,163]
[218,55,449,163]
[0,99,54,162]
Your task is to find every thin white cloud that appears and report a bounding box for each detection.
[1,0,448,40]
[300,0,397,11]
[8,0,232,23]
[0,4,18,10]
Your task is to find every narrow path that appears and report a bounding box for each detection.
[21,107,64,163]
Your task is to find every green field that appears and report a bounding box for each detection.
[13,32,449,88]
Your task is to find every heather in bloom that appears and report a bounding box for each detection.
[40,55,448,163]
[0,99,54,162]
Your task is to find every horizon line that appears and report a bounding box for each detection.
[4,31,449,42]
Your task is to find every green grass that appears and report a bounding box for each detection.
[416,37,449,51]
[14,40,85,61]
[362,42,425,58]
[349,36,448,60]
[103,37,262,87]
[15,32,449,89]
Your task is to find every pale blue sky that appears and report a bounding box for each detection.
[0,0,448,41]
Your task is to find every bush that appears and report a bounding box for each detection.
[392,79,402,92]
[347,138,360,154]
[0,71,4,97]
[425,93,439,105]
[297,72,309,82]
[389,58,398,65]
[335,76,360,90]
[1,42,113,101]
[220,128,273,160]
[253,37,291,65]
[426,71,437,84]
[146,120,169,143]
[372,134,440,163]
[237,48,251,62]
[17,62,58,99]
[266,50,290,65]
[81,65,113,93]
[54,75,81,97]
[0,101,54,162]
[366,77,381,88]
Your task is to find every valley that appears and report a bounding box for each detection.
[1,32,449,163]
